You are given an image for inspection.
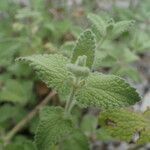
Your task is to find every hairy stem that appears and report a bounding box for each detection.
[3,90,57,144]
[65,78,79,114]
[65,86,76,114]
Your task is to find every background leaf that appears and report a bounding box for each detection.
[99,109,150,143]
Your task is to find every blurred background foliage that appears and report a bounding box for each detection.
[0,0,150,149]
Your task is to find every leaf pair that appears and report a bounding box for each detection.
[17,54,140,109]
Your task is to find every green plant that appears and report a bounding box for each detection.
[99,109,150,144]
[0,1,150,149]
[87,13,139,81]
[11,27,144,149]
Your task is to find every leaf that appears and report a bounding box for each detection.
[99,109,150,143]
[137,129,150,144]
[35,106,74,150]
[0,105,21,123]
[0,104,27,131]
[111,20,135,39]
[76,73,140,109]
[5,136,36,150]
[114,66,141,82]
[131,30,150,53]
[7,63,32,78]
[71,30,96,68]
[0,40,21,67]
[123,49,139,63]
[60,130,89,150]
[93,52,116,69]
[87,13,106,37]
[0,79,33,105]
[60,41,75,58]
[81,115,98,136]
[17,54,70,100]
[96,128,113,141]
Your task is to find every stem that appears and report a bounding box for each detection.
[65,86,76,114]
[65,78,79,114]
[3,91,57,144]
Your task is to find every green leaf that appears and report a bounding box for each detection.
[93,52,116,69]
[0,41,21,67]
[0,105,21,123]
[99,109,150,143]
[123,49,139,63]
[60,130,89,150]
[4,136,36,150]
[35,106,74,150]
[96,128,113,141]
[17,54,70,100]
[0,79,33,105]
[131,31,150,53]
[81,115,97,136]
[111,20,135,39]
[0,104,27,131]
[71,30,96,68]
[76,73,140,109]
[87,13,106,37]
[114,66,141,82]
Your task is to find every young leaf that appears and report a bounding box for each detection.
[76,73,140,109]
[35,106,74,150]
[17,54,70,100]
[111,20,135,39]
[99,109,150,143]
[71,30,96,68]
[87,13,106,37]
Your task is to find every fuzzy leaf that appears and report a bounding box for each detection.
[81,115,98,136]
[76,73,140,109]
[60,130,89,150]
[35,107,74,150]
[17,54,70,100]
[87,13,106,37]
[71,30,96,68]
[111,20,134,39]
[99,109,150,143]
[5,138,36,150]
[0,79,33,105]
